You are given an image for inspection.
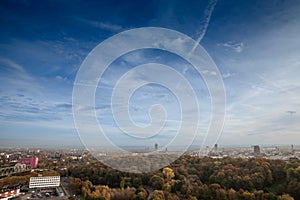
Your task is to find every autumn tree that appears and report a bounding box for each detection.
[163,167,175,181]
[150,190,165,200]
[69,177,82,195]
[150,175,164,190]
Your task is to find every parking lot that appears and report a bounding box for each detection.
[15,187,67,200]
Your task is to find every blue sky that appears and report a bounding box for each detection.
[0,0,299,148]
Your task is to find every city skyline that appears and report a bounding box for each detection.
[0,0,300,148]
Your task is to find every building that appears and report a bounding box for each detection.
[253,145,260,155]
[214,144,218,151]
[29,176,60,188]
[154,143,158,150]
[19,157,38,169]
[0,189,20,199]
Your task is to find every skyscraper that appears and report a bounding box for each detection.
[253,145,260,155]
[214,144,218,151]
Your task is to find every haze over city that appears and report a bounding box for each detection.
[0,0,299,148]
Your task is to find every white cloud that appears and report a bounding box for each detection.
[210,71,217,76]
[76,17,123,32]
[219,41,244,53]
[0,57,41,94]
[56,75,68,81]
[96,22,123,32]
[0,57,32,80]
[221,64,300,145]
[222,71,236,79]
[216,20,300,145]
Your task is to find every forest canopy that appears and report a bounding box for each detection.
[67,156,300,200]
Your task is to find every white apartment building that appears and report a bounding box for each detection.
[29,176,60,188]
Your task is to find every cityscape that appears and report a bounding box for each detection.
[0,145,300,199]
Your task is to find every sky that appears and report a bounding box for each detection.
[0,0,300,149]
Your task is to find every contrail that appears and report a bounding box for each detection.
[191,0,219,152]
[190,0,218,54]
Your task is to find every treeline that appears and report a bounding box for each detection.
[67,156,300,200]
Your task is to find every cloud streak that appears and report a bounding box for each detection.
[75,17,124,32]
[220,41,244,53]
[190,0,218,54]
[0,57,33,80]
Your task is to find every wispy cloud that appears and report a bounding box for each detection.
[222,71,236,79]
[219,41,244,53]
[76,17,124,32]
[0,57,33,80]
[96,22,123,32]
[0,93,73,122]
[0,57,41,94]
[222,65,300,145]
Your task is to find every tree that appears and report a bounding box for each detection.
[150,175,164,190]
[134,187,148,200]
[278,194,294,200]
[228,188,238,200]
[241,191,255,200]
[163,167,175,181]
[286,179,300,199]
[215,188,227,200]
[69,178,82,195]
[150,190,165,200]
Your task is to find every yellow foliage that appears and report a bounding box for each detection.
[163,167,175,181]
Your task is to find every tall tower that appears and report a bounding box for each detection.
[214,144,218,151]
[253,145,260,155]
[155,143,158,150]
